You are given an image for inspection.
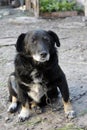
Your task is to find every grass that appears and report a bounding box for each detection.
[50,124,85,130]
[17,117,42,126]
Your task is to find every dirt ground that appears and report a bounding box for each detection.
[0,7,87,130]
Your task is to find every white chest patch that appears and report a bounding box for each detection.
[28,83,45,103]
[30,69,42,83]
[21,69,45,103]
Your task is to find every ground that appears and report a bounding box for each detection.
[0,7,87,130]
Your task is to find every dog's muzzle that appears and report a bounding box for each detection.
[33,51,50,62]
[40,51,47,58]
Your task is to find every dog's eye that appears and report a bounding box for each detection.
[43,37,50,42]
[32,37,35,42]
[32,37,37,44]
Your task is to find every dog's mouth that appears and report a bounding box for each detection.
[32,53,50,63]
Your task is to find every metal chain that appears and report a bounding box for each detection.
[43,85,54,111]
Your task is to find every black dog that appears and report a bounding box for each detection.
[8,30,75,121]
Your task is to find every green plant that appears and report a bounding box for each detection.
[40,0,84,13]
[40,0,58,12]
[73,3,84,13]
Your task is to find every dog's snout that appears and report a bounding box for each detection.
[40,52,47,58]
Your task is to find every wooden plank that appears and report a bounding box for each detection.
[33,0,39,18]
[25,0,31,10]
[84,0,87,16]
[25,0,40,17]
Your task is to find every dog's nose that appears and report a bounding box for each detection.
[40,52,47,58]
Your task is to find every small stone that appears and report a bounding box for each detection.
[82,17,87,22]
[54,126,58,129]
[3,11,10,16]
[0,15,2,18]
[5,117,10,121]
[31,127,35,130]
[0,115,2,119]
[25,128,29,130]
[80,86,83,88]
[43,117,47,120]
[5,117,12,123]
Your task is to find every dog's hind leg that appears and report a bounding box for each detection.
[8,73,18,113]
[57,72,76,119]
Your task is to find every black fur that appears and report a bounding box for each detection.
[8,29,69,110]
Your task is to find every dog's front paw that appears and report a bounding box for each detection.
[65,110,76,119]
[8,102,17,113]
[18,108,30,122]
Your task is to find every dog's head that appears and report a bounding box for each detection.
[16,30,60,63]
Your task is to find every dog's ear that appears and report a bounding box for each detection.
[16,33,26,52]
[47,30,60,47]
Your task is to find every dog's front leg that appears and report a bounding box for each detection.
[57,73,75,119]
[18,85,30,122]
[18,101,30,122]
